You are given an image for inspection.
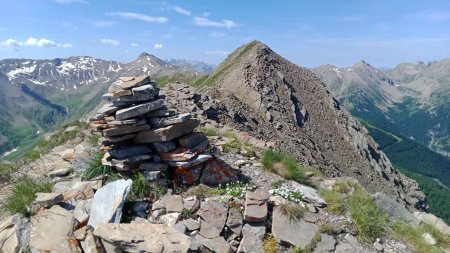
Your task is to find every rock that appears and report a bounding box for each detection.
[244,189,269,222]
[226,208,243,236]
[272,206,319,249]
[94,223,190,253]
[79,229,100,253]
[169,154,213,168]
[149,113,192,127]
[174,164,203,185]
[422,233,437,245]
[197,200,228,239]
[234,159,247,167]
[162,195,184,213]
[112,89,133,97]
[118,76,151,89]
[284,181,327,207]
[139,162,168,171]
[0,214,29,253]
[49,167,72,177]
[195,235,232,253]
[313,234,336,253]
[115,99,165,120]
[144,107,176,117]
[135,119,200,143]
[374,239,384,251]
[105,133,136,143]
[74,199,92,223]
[414,211,450,235]
[97,103,123,116]
[200,157,238,186]
[269,195,289,206]
[107,145,152,159]
[178,132,208,148]
[132,84,156,95]
[152,141,177,152]
[53,180,102,201]
[102,124,151,137]
[183,196,200,212]
[88,179,132,229]
[307,203,317,213]
[29,205,78,253]
[33,192,64,208]
[184,218,201,231]
[111,154,153,165]
[175,221,187,233]
[160,213,181,227]
[238,223,266,253]
[143,171,160,180]
[374,193,419,225]
[335,234,362,253]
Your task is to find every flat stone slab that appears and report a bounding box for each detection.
[94,223,190,253]
[313,234,336,253]
[132,84,156,95]
[118,76,151,89]
[227,208,243,236]
[184,218,200,231]
[97,103,123,116]
[139,162,168,171]
[284,181,327,207]
[106,118,147,127]
[149,113,191,127]
[112,89,133,97]
[374,192,419,225]
[107,145,152,159]
[238,223,266,253]
[103,92,157,103]
[272,206,319,249]
[200,157,238,186]
[88,179,132,229]
[33,192,64,208]
[162,195,184,213]
[112,154,153,165]
[115,99,165,121]
[168,154,213,168]
[102,124,151,137]
[143,107,176,117]
[197,200,228,239]
[135,119,200,143]
[0,214,29,253]
[152,141,177,152]
[178,132,208,148]
[105,133,136,143]
[195,235,232,253]
[29,205,76,253]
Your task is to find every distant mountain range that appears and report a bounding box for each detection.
[0,53,201,155]
[313,59,450,157]
[165,59,216,74]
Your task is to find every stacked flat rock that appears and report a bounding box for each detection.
[89,76,212,183]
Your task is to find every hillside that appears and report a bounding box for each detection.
[195,40,425,210]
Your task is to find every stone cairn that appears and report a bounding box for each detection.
[89,76,221,184]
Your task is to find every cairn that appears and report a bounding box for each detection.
[89,76,212,183]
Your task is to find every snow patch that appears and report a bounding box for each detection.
[7,64,37,80]
[3,148,18,157]
[57,61,75,75]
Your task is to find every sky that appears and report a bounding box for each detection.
[0,0,449,67]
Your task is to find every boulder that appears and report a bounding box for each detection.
[195,235,232,253]
[162,195,184,213]
[272,206,319,249]
[226,208,244,236]
[184,218,200,231]
[29,205,78,253]
[94,223,190,253]
[197,200,228,239]
[88,179,132,229]
[313,234,336,253]
[374,192,419,225]
[414,211,450,235]
[183,196,200,212]
[160,213,181,227]
[33,192,64,208]
[200,157,238,186]
[237,223,266,253]
[174,165,203,185]
[0,214,29,253]
[284,181,327,207]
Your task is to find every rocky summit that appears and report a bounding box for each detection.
[201,40,425,210]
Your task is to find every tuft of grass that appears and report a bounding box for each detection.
[393,222,450,253]
[262,149,306,183]
[278,202,306,222]
[320,189,346,215]
[263,234,279,253]
[3,177,53,216]
[88,133,101,145]
[271,180,285,189]
[128,172,151,200]
[82,151,118,181]
[149,183,168,200]
[319,221,341,235]
[0,162,19,184]
[181,208,195,219]
[186,184,225,199]
[198,126,220,136]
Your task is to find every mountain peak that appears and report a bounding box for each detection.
[352,60,372,69]
[137,52,157,59]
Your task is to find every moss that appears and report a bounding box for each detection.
[263,234,279,253]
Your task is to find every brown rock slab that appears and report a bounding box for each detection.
[118,76,151,89]
[197,200,228,239]
[200,157,238,186]
[135,119,200,143]
[112,89,133,97]
[94,223,190,253]
[33,192,64,208]
[195,235,232,253]
[174,164,203,185]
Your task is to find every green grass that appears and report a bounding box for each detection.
[393,222,450,253]
[198,126,220,136]
[263,234,279,253]
[278,202,306,221]
[82,151,118,181]
[261,149,306,183]
[319,189,346,214]
[186,184,225,199]
[2,177,53,216]
[128,172,151,200]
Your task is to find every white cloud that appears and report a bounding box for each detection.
[100,38,121,47]
[90,21,114,27]
[173,6,191,16]
[409,9,450,22]
[205,50,229,55]
[193,17,239,28]
[154,43,163,49]
[0,37,73,50]
[109,12,168,23]
[131,43,139,47]
[54,0,87,4]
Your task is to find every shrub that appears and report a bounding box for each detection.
[263,234,279,253]
[181,208,194,219]
[128,172,151,200]
[261,149,306,183]
[149,183,168,200]
[3,177,53,216]
[320,189,346,214]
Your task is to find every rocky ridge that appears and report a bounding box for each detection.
[0,82,449,253]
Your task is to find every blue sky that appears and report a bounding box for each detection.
[0,0,449,67]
